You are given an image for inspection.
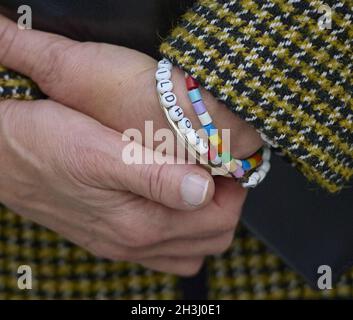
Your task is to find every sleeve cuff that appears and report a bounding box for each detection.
[160,0,353,192]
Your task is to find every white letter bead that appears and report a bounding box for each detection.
[155,67,171,81]
[242,175,259,188]
[168,106,184,122]
[258,169,267,182]
[251,172,261,182]
[161,92,177,108]
[262,148,271,161]
[178,117,193,134]
[198,112,212,126]
[158,59,173,70]
[157,80,173,94]
[197,139,209,155]
[186,129,200,146]
[261,161,271,173]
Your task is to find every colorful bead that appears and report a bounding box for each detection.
[186,76,199,90]
[252,153,262,163]
[168,106,184,122]
[198,112,212,126]
[241,160,251,171]
[157,80,173,94]
[235,167,245,178]
[203,123,217,136]
[208,144,218,160]
[192,100,207,115]
[208,143,215,157]
[158,59,173,70]
[221,152,233,164]
[161,92,177,108]
[225,158,238,172]
[188,88,202,103]
[248,158,258,168]
[209,133,221,147]
[155,67,171,81]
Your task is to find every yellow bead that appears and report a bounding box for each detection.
[209,134,221,146]
[248,158,258,168]
[225,159,238,172]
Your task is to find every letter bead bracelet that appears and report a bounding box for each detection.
[156,59,271,188]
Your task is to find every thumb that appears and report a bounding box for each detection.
[94,128,215,211]
[0,97,214,211]
[118,140,215,211]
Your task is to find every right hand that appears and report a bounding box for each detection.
[0,99,247,276]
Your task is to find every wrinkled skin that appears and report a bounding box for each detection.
[0,14,262,275]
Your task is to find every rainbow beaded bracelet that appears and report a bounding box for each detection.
[184,74,271,187]
[156,59,271,188]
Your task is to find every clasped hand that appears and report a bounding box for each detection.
[0,15,262,275]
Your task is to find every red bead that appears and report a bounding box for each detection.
[253,153,262,163]
[186,76,199,90]
[208,144,218,161]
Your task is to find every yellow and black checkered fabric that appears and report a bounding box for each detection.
[208,227,353,300]
[0,205,179,300]
[160,0,353,192]
[1,204,353,300]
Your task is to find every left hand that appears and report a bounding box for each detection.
[0,14,263,159]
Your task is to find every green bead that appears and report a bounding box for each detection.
[221,152,233,163]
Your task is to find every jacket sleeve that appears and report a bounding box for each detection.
[160,0,353,192]
[0,65,43,100]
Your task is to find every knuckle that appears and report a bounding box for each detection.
[0,19,18,63]
[34,40,80,91]
[124,228,161,248]
[143,163,169,203]
[61,141,107,185]
[115,216,162,248]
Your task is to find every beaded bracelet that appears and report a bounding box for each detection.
[156,59,271,188]
[184,74,271,187]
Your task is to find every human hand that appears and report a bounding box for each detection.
[0,14,263,159]
[0,99,247,276]
[0,14,260,275]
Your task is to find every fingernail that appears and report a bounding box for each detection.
[181,174,209,206]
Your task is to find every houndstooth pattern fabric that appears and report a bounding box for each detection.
[160,0,353,192]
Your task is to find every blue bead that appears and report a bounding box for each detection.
[188,88,202,103]
[203,123,217,136]
[242,160,251,171]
